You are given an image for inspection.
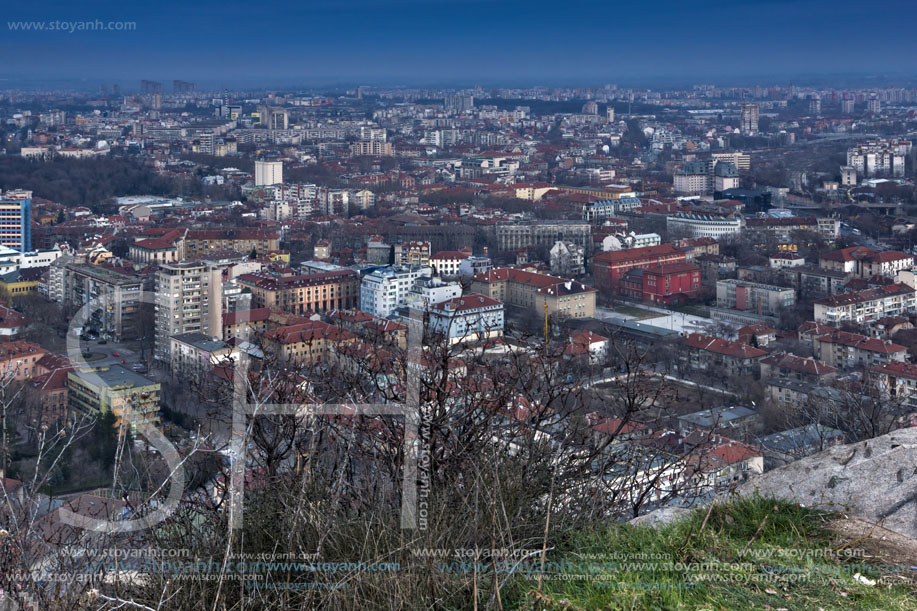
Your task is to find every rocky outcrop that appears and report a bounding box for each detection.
[628,506,692,527]
[736,427,917,538]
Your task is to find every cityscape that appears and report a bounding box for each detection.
[2,1,917,609]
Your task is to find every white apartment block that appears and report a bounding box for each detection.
[813,284,917,325]
[846,140,910,178]
[360,265,432,318]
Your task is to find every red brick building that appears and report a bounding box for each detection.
[621,262,702,304]
[592,244,686,293]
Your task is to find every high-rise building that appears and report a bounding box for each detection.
[867,97,881,113]
[140,80,162,94]
[0,190,32,252]
[154,262,223,361]
[151,92,162,110]
[606,106,615,123]
[258,106,289,130]
[809,96,821,115]
[581,101,598,115]
[444,94,474,113]
[841,98,855,114]
[173,80,195,93]
[740,103,759,134]
[254,160,283,186]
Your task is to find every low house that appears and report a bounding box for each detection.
[759,353,838,384]
[758,424,845,469]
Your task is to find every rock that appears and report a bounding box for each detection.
[736,427,917,538]
[629,506,692,527]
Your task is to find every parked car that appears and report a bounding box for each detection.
[98,340,107,345]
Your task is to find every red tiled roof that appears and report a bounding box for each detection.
[681,333,767,359]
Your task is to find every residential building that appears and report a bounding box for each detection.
[428,294,505,345]
[394,241,432,266]
[715,279,795,317]
[846,139,910,177]
[471,268,596,320]
[360,265,433,318]
[430,250,470,278]
[0,340,47,380]
[813,283,917,324]
[237,269,360,315]
[262,320,357,365]
[759,353,838,383]
[760,424,845,468]
[0,190,31,252]
[549,241,585,277]
[154,262,223,361]
[740,103,759,134]
[184,230,280,258]
[812,329,907,369]
[254,160,283,186]
[60,264,143,341]
[67,365,160,431]
[458,255,492,278]
[674,161,709,195]
[169,332,232,382]
[713,162,740,192]
[406,275,463,311]
[871,361,917,411]
[678,333,768,377]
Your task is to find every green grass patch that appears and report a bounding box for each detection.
[500,496,917,610]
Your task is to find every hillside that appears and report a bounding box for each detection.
[498,497,917,610]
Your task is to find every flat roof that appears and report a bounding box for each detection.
[72,365,157,389]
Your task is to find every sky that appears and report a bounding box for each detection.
[2,0,916,89]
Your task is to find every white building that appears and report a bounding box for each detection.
[428,294,504,345]
[430,250,470,278]
[550,241,585,277]
[667,214,743,239]
[254,160,283,186]
[154,262,223,361]
[360,265,432,318]
[846,140,910,178]
[406,276,463,311]
[459,256,492,278]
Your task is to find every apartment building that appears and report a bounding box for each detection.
[870,361,917,410]
[238,269,360,315]
[169,332,232,383]
[818,246,913,278]
[60,263,144,341]
[154,262,223,361]
[812,329,907,369]
[360,265,433,318]
[813,283,917,324]
[678,333,768,377]
[716,279,795,317]
[184,229,280,258]
[68,365,161,431]
[261,320,357,366]
[470,267,596,319]
[394,241,432,267]
[430,250,470,278]
[428,294,505,345]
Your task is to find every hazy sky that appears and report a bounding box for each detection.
[2,0,916,88]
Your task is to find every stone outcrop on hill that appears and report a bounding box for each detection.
[737,427,917,538]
